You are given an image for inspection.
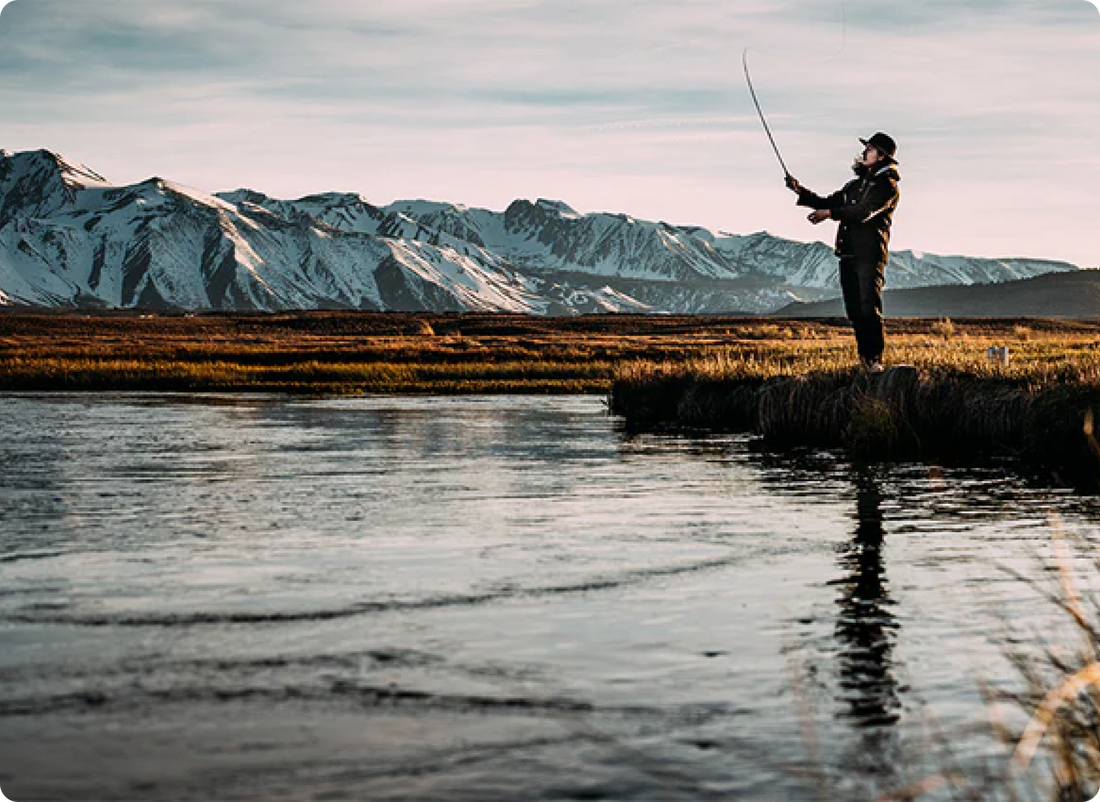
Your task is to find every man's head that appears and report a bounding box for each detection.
[852,132,897,175]
[858,132,898,166]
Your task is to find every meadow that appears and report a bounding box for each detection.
[0,310,735,394]
[3,311,1099,394]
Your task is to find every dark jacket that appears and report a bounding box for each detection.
[797,163,901,265]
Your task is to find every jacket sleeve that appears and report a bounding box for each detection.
[796,186,845,210]
[830,177,898,224]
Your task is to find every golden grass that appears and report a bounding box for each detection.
[604,317,1100,484]
[615,335,1100,389]
[3,311,1100,394]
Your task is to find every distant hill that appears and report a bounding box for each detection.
[777,269,1100,318]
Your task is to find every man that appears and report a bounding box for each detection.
[785,132,901,373]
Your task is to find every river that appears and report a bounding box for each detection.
[1,394,1096,801]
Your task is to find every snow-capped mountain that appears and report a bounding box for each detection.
[0,149,1079,313]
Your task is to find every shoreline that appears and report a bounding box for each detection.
[5,311,1100,486]
[609,364,1100,489]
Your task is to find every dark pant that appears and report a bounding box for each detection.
[839,257,885,363]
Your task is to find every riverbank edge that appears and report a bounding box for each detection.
[609,366,1100,487]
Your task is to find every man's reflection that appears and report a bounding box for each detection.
[834,469,901,729]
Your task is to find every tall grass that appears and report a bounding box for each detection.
[0,356,611,394]
[615,338,1100,388]
[610,328,1100,484]
[5,311,1100,395]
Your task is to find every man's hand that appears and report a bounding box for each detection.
[784,174,801,194]
[807,209,831,225]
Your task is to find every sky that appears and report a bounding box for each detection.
[0,0,1098,266]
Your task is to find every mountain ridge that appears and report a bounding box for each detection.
[0,148,1081,314]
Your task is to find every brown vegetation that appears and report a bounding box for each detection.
[0,310,737,394]
[4,311,1100,396]
[604,316,1100,484]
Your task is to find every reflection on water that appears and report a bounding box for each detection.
[836,471,900,730]
[832,470,904,790]
[0,394,1097,802]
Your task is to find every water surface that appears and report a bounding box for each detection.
[1,394,1096,801]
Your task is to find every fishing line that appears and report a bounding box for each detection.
[742,0,848,180]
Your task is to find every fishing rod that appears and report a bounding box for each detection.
[742,0,847,183]
[742,47,791,181]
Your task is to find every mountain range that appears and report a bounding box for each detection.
[0,148,1081,315]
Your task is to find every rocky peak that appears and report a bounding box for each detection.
[0,149,107,227]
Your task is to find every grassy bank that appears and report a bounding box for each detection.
[609,321,1100,485]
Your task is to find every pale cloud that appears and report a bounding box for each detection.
[0,0,1097,265]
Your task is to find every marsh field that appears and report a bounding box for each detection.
[3,310,1100,395]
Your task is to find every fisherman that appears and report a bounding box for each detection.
[785,133,901,373]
